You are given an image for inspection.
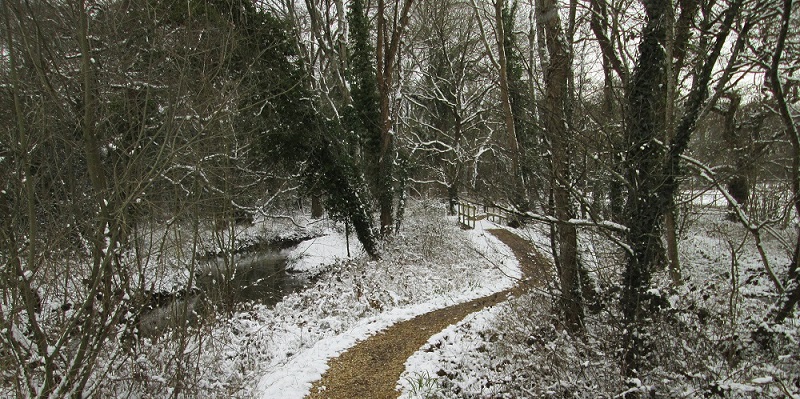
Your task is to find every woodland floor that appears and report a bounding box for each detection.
[306,228,552,399]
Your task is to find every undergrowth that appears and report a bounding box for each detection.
[402,214,799,398]
[38,199,510,398]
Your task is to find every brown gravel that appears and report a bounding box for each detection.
[306,229,550,399]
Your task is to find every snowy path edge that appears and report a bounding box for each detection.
[254,225,519,399]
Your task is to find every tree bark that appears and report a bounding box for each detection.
[494,0,522,201]
[539,0,582,331]
[589,0,625,223]
[311,195,324,219]
[622,0,743,372]
[662,0,699,285]
[767,0,800,324]
[620,0,671,373]
[718,93,751,220]
[375,0,414,235]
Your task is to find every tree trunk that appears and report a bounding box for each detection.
[621,0,670,372]
[622,0,743,372]
[719,93,751,220]
[662,0,701,289]
[589,0,625,223]
[767,0,800,324]
[539,0,582,332]
[448,177,460,216]
[663,3,682,287]
[494,0,523,208]
[665,208,682,283]
[311,195,324,219]
[375,0,414,235]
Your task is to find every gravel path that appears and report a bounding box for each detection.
[306,229,550,399]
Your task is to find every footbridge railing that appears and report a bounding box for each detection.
[456,200,477,229]
[456,200,525,229]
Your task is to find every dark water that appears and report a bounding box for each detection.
[196,252,308,306]
[138,251,307,336]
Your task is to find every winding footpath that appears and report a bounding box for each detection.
[306,229,551,399]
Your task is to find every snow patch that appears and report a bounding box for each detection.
[285,231,363,273]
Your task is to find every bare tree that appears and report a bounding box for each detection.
[468,0,532,209]
[374,0,415,235]
[621,0,745,372]
[536,0,583,331]
[0,1,303,395]
[401,0,498,211]
[764,0,800,324]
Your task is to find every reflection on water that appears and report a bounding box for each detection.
[197,251,307,306]
[138,251,308,337]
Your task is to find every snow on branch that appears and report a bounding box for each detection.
[520,210,634,256]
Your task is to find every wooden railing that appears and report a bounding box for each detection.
[484,204,510,225]
[456,200,527,229]
[456,201,477,229]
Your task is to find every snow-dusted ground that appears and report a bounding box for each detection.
[253,218,519,398]
[105,200,520,398]
[14,198,798,398]
[285,232,364,274]
[398,222,555,398]
[398,302,508,398]
[397,210,800,398]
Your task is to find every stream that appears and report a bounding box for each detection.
[196,251,308,306]
[137,245,310,337]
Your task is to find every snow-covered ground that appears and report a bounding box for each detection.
[398,211,800,398]
[284,232,364,274]
[103,200,520,398]
[12,199,798,398]
[253,217,519,398]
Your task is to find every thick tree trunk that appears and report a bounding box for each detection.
[621,0,670,372]
[719,93,751,220]
[622,0,742,372]
[768,0,800,324]
[375,0,414,236]
[448,176,461,216]
[311,195,324,219]
[539,0,582,331]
